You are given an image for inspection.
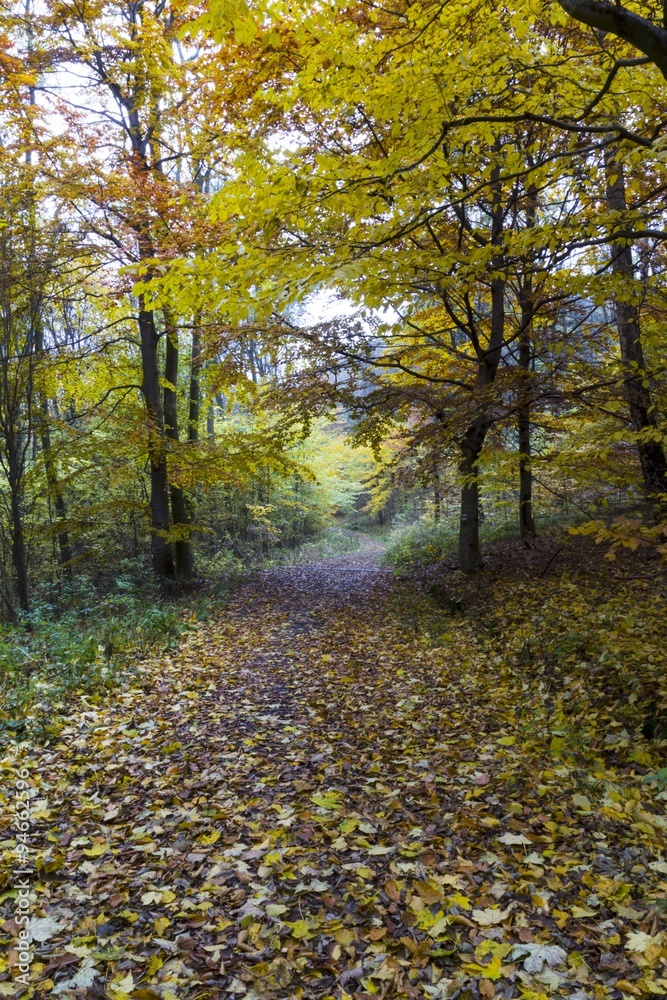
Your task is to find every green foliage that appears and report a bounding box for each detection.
[270,525,365,564]
[0,574,188,739]
[383,520,459,572]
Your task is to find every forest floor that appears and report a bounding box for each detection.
[2,541,667,1000]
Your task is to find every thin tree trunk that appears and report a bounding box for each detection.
[163,318,194,579]
[139,305,174,578]
[126,99,177,578]
[605,150,667,521]
[457,154,506,571]
[9,474,29,613]
[518,187,537,540]
[517,357,535,538]
[188,323,202,442]
[33,315,73,580]
[40,402,73,580]
[207,404,215,439]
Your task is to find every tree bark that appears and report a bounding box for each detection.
[188,324,202,442]
[139,306,174,578]
[40,406,73,581]
[33,318,73,581]
[556,1,667,78]
[604,151,667,521]
[517,344,536,539]
[457,153,506,572]
[10,485,30,613]
[0,337,32,615]
[163,318,194,578]
[458,434,485,571]
[518,188,537,540]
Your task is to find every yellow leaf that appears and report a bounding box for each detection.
[614,981,642,996]
[141,891,162,905]
[108,972,134,996]
[146,955,164,976]
[83,843,109,857]
[290,919,312,939]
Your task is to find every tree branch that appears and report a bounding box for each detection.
[557,0,667,78]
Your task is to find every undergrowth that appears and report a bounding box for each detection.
[0,574,217,742]
[271,525,367,564]
[383,516,667,779]
[381,506,618,572]
[0,528,368,742]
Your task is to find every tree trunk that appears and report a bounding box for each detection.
[40,403,73,580]
[139,306,174,578]
[457,154,506,571]
[9,477,29,613]
[32,318,73,581]
[518,187,537,540]
[163,318,194,579]
[207,403,215,439]
[188,324,202,442]
[605,151,667,521]
[458,440,483,572]
[518,385,535,538]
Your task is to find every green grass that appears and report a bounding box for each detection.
[382,519,458,571]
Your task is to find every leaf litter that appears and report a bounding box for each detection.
[1,550,667,999]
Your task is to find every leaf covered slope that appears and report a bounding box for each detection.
[2,552,667,1000]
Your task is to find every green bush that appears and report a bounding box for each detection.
[383,519,458,571]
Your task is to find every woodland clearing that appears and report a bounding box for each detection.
[2,541,667,1000]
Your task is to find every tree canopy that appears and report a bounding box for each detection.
[0,0,666,589]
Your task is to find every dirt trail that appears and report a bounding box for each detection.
[2,551,665,1000]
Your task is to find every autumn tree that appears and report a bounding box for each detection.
[195,0,623,569]
[555,0,667,77]
[28,0,222,578]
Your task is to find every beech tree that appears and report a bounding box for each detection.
[34,0,216,578]
[556,1,667,77]
[194,0,626,569]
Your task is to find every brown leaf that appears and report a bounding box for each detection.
[45,953,80,974]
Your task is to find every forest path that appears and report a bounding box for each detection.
[4,551,665,999]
